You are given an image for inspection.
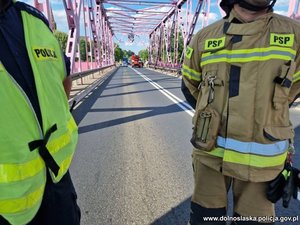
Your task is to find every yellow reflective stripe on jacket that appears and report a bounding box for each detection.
[181,64,201,81]
[202,137,288,167]
[46,118,77,155]
[223,150,287,167]
[0,157,44,183]
[201,46,296,67]
[206,147,224,157]
[0,184,44,214]
[293,71,300,83]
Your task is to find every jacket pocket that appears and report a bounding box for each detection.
[191,106,221,151]
[263,126,294,142]
[272,61,295,110]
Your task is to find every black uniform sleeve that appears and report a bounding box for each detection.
[181,79,196,109]
[64,54,71,76]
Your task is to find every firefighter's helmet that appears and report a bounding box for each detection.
[220,0,276,14]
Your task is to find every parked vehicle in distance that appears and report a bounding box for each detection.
[121,57,129,67]
[131,54,143,68]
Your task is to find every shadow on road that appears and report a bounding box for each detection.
[78,103,183,134]
[293,124,300,149]
[150,197,191,225]
[72,70,116,125]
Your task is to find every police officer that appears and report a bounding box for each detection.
[0,0,80,224]
[181,0,300,224]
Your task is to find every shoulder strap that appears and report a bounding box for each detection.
[14,1,50,29]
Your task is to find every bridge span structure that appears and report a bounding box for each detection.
[32,0,300,75]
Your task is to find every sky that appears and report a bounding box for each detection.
[20,0,291,54]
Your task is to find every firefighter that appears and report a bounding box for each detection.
[181,0,300,224]
[0,0,80,224]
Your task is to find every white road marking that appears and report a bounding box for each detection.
[73,101,83,109]
[131,67,195,117]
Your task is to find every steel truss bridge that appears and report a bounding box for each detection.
[33,0,300,74]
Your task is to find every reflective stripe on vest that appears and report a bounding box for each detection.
[293,70,300,83]
[223,149,287,168]
[0,118,76,184]
[217,136,288,156]
[0,9,78,225]
[205,136,288,167]
[200,46,296,67]
[181,64,202,81]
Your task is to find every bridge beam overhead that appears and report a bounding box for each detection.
[33,0,210,73]
[288,0,300,20]
[34,0,115,73]
[148,0,209,69]
[33,0,300,74]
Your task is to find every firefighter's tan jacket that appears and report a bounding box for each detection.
[182,9,300,182]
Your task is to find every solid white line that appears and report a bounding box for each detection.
[73,101,83,110]
[131,67,195,117]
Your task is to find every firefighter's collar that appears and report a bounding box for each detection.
[224,9,273,36]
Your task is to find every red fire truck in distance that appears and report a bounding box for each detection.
[131,54,143,68]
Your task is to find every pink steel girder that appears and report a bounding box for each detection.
[181,0,207,63]
[35,0,300,73]
[288,0,300,20]
[34,0,114,73]
[103,1,174,36]
[62,0,83,72]
[34,0,55,31]
[33,0,210,71]
[149,0,209,68]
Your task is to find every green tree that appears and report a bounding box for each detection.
[177,31,184,62]
[114,44,124,62]
[53,30,68,53]
[124,50,135,58]
[169,29,184,62]
[138,49,148,61]
[79,38,87,61]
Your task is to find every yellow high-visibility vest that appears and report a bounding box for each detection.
[0,5,78,225]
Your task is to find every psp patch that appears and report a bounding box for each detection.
[270,33,294,47]
[33,47,58,60]
[185,46,194,59]
[204,37,225,50]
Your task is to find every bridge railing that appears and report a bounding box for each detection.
[69,64,117,109]
[71,64,115,81]
[148,63,181,76]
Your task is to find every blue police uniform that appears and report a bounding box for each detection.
[0,2,80,224]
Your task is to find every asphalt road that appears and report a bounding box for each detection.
[71,66,300,225]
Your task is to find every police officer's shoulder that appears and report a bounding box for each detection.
[14,1,50,28]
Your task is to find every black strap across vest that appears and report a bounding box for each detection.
[28,124,60,176]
